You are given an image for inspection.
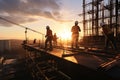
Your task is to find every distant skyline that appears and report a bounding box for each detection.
[0,0,83,40]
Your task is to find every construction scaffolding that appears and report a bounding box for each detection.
[80,0,120,42]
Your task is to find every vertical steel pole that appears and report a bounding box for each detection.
[83,0,86,36]
[25,28,27,43]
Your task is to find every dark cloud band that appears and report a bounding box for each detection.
[0,0,61,27]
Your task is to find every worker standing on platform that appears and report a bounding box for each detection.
[100,22,117,50]
[71,21,81,48]
[33,38,36,44]
[45,26,53,50]
[53,33,58,46]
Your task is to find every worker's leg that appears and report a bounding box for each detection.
[109,33,117,50]
[45,38,49,49]
[105,37,109,50]
[49,37,53,50]
[75,34,79,48]
[75,37,79,48]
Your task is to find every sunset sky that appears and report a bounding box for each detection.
[0,0,84,40]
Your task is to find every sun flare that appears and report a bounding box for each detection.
[59,29,71,40]
[60,27,71,40]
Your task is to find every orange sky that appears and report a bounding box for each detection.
[0,0,83,41]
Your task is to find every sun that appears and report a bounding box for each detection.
[59,29,71,40]
[61,32,71,40]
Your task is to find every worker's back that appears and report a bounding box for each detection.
[102,25,113,35]
[71,26,80,34]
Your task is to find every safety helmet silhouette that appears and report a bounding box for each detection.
[75,21,78,24]
[100,22,106,27]
[46,26,50,29]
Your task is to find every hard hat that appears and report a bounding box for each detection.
[100,22,106,27]
[46,25,50,29]
[75,21,78,24]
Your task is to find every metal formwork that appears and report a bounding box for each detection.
[81,0,120,37]
[24,45,71,80]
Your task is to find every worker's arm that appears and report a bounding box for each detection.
[78,26,81,32]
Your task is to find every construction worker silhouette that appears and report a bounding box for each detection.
[53,33,58,46]
[33,38,36,44]
[45,26,53,50]
[71,21,81,48]
[100,22,117,50]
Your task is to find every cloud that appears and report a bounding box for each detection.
[0,0,66,27]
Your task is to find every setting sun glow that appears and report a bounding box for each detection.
[58,25,72,40]
[60,31,71,40]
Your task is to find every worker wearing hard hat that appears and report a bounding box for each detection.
[45,26,53,50]
[100,22,117,50]
[71,21,81,48]
[53,33,58,46]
